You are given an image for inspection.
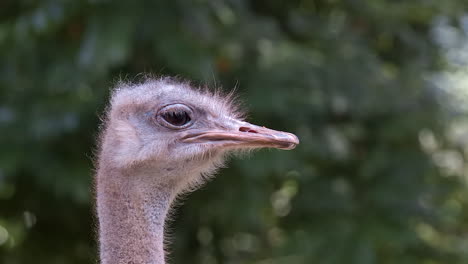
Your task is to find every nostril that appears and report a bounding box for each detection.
[239,127,258,133]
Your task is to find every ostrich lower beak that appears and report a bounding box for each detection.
[181,121,299,150]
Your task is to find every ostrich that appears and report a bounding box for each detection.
[95,77,299,264]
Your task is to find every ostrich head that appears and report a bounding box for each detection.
[96,77,299,264]
[99,77,299,192]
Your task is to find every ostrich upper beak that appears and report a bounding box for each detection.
[181,120,299,150]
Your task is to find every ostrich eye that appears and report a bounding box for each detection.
[157,104,193,129]
[162,111,190,126]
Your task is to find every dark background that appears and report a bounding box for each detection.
[1,0,468,263]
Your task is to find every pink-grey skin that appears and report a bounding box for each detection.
[95,77,299,264]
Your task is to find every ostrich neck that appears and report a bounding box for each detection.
[97,166,175,264]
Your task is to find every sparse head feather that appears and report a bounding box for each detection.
[97,77,246,191]
[109,77,244,122]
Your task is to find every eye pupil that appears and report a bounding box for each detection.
[162,110,191,127]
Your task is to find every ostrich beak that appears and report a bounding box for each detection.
[181,120,299,150]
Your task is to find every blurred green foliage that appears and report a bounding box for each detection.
[1,0,468,263]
